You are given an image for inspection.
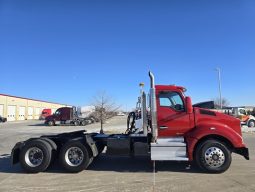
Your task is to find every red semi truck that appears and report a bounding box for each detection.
[11,72,249,173]
[44,107,98,126]
[40,109,52,119]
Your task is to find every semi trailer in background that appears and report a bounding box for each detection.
[11,71,249,174]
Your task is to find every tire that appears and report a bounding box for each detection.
[19,139,52,173]
[81,120,87,126]
[73,120,79,126]
[248,120,255,128]
[40,138,57,150]
[40,138,57,165]
[59,140,90,173]
[90,117,96,123]
[195,139,232,173]
[48,121,55,126]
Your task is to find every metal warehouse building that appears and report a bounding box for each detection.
[0,94,69,121]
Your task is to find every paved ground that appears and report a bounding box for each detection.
[0,117,254,192]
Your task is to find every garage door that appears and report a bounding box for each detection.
[18,106,26,120]
[28,107,34,120]
[52,108,56,114]
[7,105,16,121]
[0,105,3,117]
[34,108,40,119]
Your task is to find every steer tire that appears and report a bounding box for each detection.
[195,139,232,173]
[59,140,90,173]
[19,139,52,173]
[48,121,55,126]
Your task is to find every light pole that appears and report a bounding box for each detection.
[215,68,222,109]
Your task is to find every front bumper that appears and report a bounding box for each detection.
[235,147,249,160]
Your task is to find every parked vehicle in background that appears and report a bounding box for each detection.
[40,109,52,120]
[117,112,125,116]
[232,107,255,127]
[44,107,97,126]
[77,106,99,123]
[0,115,7,123]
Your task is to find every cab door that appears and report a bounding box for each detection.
[157,91,193,137]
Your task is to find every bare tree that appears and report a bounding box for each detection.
[213,97,230,109]
[91,91,120,134]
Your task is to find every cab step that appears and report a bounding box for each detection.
[151,137,189,161]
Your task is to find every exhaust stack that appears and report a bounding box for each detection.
[149,71,158,142]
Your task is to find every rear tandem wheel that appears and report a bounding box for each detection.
[19,139,52,173]
[59,140,91,173]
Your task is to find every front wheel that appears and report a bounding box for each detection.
[47,121,55,126]
[195,139,232,173]
[59,140,90,173]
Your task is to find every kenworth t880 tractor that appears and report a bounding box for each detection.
[11,71,249,173]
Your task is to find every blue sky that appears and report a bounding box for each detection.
[0,0,254,110]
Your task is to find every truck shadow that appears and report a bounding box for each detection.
[28,123,47,127]
[0,154,203,174]
[87,154,203,173]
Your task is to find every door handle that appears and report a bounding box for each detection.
[160,126,168,129]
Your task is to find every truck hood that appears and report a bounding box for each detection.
[194,107,242,136]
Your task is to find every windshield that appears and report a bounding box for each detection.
[54,110,60,115]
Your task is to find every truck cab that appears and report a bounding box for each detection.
[44,107,71,125]
[44,107,85,126]
[40,108,52,120]
[126,72,249,172]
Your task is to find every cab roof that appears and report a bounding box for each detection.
[155,85,187,92]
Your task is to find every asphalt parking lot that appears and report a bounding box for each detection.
[0,117,254,192]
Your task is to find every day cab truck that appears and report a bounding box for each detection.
[44,107,98,126]
[11,71,249,173]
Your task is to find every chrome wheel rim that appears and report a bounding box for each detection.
[65,147,84,167]
[25,147,44,167]
[204,147,225,168]
[249,121,255,127]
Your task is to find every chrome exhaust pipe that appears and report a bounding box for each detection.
[149,71,155,88]
[142,92,147,135]
[149,71,158,142]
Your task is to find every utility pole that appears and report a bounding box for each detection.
[215,68,222,109]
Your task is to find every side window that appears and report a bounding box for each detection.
[159,92,185,111]
[239,109,246,115]
[159,97,172,107]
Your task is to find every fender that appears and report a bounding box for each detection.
[185,122,245,160]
